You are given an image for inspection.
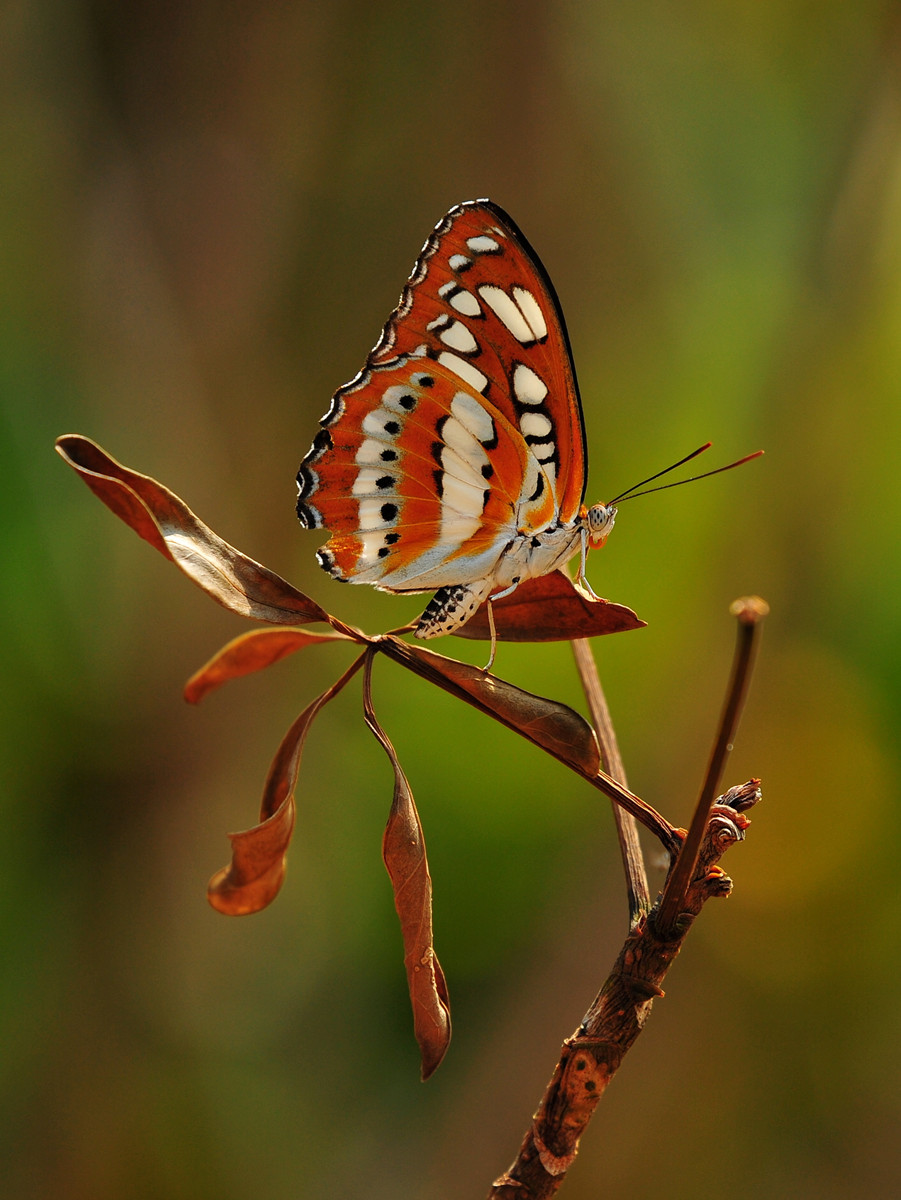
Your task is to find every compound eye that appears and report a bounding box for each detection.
[588,504,610,531]
[586,503,617,547]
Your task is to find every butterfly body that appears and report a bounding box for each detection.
[297,200,615,638]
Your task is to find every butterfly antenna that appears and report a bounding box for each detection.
[613,449,764,504]
[608,443,712,504]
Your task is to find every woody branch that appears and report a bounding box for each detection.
[487,598,766,1199]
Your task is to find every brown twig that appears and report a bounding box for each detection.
[654,596,768,939]
[487,781,760,1200]
[488,600,767,1198]
[570,638,650,922]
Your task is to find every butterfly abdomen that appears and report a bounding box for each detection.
[415,580,495,639]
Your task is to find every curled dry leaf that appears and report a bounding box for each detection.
[208,654,367,915]
[185,628,353,704]
[378,637,601,778]
[363,654,451,1079]
[55,434,332,627]
[455,570,646,642]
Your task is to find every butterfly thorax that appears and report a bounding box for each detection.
[491,502,616,596]
[413,520,582,639]
[414,506,615,639]
[499,521,582,587]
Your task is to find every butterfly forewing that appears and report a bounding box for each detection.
[369,201,587,525]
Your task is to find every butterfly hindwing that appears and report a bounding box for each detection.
[298,356,558,592]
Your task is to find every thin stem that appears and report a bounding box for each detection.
[384,621,417,636]
[655,596,768,938]
[570,638,650,922]
[585,771,681,859]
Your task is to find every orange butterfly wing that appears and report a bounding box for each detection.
[369,200,587,524]
[297,200,586,595]
[299,356,557,592]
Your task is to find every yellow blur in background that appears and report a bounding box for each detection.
[3,3,900,1198]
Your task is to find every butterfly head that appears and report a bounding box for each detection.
[585,502,617,548]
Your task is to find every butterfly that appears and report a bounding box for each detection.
[295,199,622,650]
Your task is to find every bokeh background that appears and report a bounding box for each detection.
[3,2,900,1197]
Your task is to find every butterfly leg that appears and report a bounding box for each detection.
[574,527,602,601]
[485,599,499,673]
[482,579,523,672]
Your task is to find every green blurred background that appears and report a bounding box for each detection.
[3,2,899,1197]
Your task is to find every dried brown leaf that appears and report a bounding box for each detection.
[185,628,353,704]
[363,655,451,1079]
[378,638,600,777]
[454,570,646,642]
[56,434,332,627]
[208,653,367,915]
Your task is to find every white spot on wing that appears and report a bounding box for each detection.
[359,531,387,564]
[513,363,548,404]
[362,408,400,438]
[441,473,486,520]
[358,498,393,530]
[520,412,553,439]
[441,414,482,462]
[448,254,472,272]
[356,438,393,464]
[439,467,486,544]
[466,235,500,254]
[426,313,451,331]
[478,285,534,343]
[450,391,495,444]
[437,351,488,393]
[513,286,548,340]
[440,442,487,490]
[449,288,482,317]
[531,441,555,461]
[439,321,479,354]
[353,469,394,495]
